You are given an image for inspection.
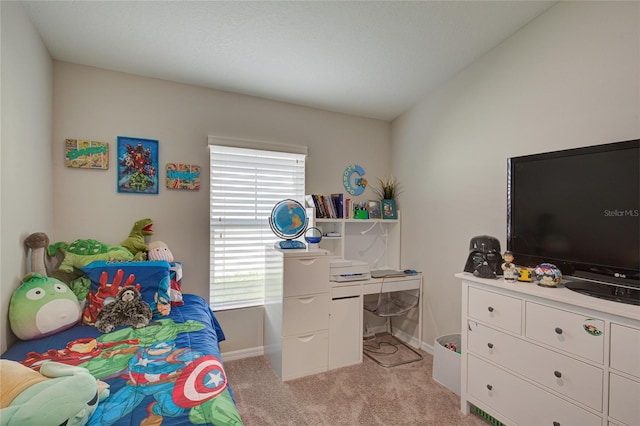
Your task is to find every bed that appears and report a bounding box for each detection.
[1,259,243,426]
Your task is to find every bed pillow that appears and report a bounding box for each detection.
[169,261,184,306]
[80,260,171,325]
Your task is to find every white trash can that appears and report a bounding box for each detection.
[433,333,461,395]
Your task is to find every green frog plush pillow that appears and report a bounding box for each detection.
[9,273,81,340]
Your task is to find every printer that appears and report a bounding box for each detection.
[330,258,371,282]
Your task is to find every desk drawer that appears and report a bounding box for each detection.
[468,287,522,335]
[468,355,602,426]
[525,302,604,364]
[283,294,329,336]
[282,331,328,381]
[609,373,640,426]
[468,320,603,410]
[284,256,329,297]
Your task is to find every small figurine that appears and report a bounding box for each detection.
[501,250,517,281]
[517,267,534,282]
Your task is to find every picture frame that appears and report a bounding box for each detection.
[368,200,381,219]
[117,136,159,194]
[65,139,109,169]
[166,163,201,190]
[381,199,397,219]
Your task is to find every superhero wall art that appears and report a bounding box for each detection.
[117,136,159,194]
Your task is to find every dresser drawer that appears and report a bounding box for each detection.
[468,320,603,410]
[468,355,602,426]
[525,302,605,364]
[609,373,640,426]
[283,255,329,297]
[468,287,522,335]
[282,294,329,336]
[610,324,640,378]
[282,331,328,381]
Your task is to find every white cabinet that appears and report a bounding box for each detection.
[458,273,640,426]
[329,283,362,370]
[264,249,330,381]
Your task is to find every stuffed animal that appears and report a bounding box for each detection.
[0,360,109,426]
[94,286,152,333]
[120,218,154,260]
[9,273,82,340]
[48,239,134,273]
[147,240,173,262]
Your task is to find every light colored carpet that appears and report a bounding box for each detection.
[224,339,487,426]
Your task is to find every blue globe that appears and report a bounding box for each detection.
[270,199,308,240]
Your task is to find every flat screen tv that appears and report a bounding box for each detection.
[507,139,639,305]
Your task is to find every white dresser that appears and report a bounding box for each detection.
[457,273,640,426]
[264,248,331,381]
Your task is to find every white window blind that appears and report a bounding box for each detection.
[209,144,306,310]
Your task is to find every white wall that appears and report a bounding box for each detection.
[392,1,640,349]
[0,2,54,352]
[51,62,391,353]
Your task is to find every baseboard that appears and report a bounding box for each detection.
[221,346,264,361]
[221,336,434,362]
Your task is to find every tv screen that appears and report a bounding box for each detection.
[507,139,639,291]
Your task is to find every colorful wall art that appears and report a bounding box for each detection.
[166,163,201,190]
[117,136,159,194]
[65,139,109,169]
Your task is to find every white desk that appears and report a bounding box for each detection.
[329,274,423,370]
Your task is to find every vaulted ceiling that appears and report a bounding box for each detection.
[22,1,556,121]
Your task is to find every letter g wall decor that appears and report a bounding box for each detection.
[343,164,367,196]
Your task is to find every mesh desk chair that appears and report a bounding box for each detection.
[363,284,423,367]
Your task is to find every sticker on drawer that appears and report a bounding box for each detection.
[583,318,603,336]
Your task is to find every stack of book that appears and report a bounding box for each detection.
[306,193,347,218]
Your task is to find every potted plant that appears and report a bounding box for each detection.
[372,175,402,201]
[373,176,401,219]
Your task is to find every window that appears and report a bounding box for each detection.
[209,140,306,310]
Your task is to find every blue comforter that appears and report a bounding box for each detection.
[2,294,242,425]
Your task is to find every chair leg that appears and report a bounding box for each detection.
[363,318,423,368]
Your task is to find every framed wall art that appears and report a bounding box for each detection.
[65,139,109,169]
[166,163,201,190]
[117,136,159,194]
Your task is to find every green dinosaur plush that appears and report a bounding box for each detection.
[48,239,134,273]
[120,218,154,260]
[0,360,109,426]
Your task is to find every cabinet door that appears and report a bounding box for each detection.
[329,295,362,370]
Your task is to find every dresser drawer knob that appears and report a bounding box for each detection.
[486,384,493,391]
[554,370,562,378]
[554,327,563,335]
[487,343,494,349]
[487,306,494,312]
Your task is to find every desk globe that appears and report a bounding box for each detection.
[269,199,308,249]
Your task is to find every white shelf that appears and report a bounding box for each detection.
[310,208,401,270]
